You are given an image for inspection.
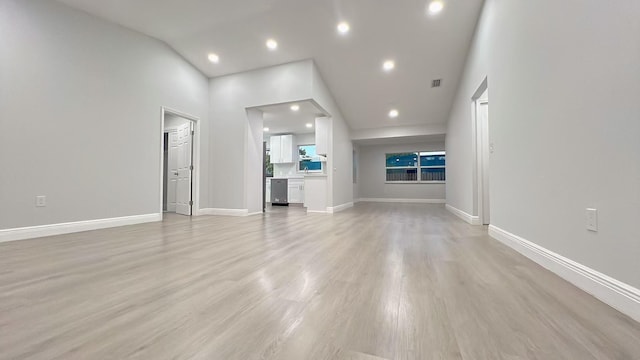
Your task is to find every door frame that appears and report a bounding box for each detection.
[263,141,267,212]
[163,129,178,212]
[160,107,200,217]
[471,77,489,225]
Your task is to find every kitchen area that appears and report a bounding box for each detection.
[260,101,329,213]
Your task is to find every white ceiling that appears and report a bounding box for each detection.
[58,0,483,131]
[258,100,325,135]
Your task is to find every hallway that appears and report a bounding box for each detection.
[1,204,639,359]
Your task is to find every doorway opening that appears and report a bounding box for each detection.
[472,78,490,225]
[248,100,329,214]
[161,107,199,217]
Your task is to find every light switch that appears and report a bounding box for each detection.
[585,208,598,232]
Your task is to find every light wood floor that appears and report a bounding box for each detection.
[1,203,639,360]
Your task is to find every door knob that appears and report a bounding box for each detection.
[173,172,179,176]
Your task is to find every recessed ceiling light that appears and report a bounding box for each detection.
[383,60,395,72]
[266,39,278,50]
[389,109,399,118]
[263,127,270,132]
[306,123,313,128]
[290,104,300,111]
[337,22,350,34]
[207,53,219,63]
[428,0,444,14]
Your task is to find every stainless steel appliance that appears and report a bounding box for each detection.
[271,178,288,205]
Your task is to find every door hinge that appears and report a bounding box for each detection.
[191,130,194,135]
[189,200,193,206]
[190,165,194,171]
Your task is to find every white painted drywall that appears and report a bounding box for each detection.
[446,0,640,288]
[164,114,191,130]
[0,0,209,229]
[359,142,446,201]
[245,108,264,214]
[444,0,491,216]
[208,61,313,210]
[295,133,315,147]
[353,144,360,200]
[310,65,353,207]
[351,124,446,142]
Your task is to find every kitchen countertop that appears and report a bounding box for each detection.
[268,174,327,179]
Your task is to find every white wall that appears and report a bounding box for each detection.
[295,133,315,147]
[245,108,264,214]
[164,114,191,130]
[351,124,446,142]
[359,143,446,201]
[446,0,640,288]
[208,61,313,211]
[0,0,209,229]
[444,1,491,216]
[352,144,360,200]
[311,65,353,207]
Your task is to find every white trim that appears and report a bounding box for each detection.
[0,214,161,243]
[246,211,263,217]
[306,210,329,214]
[358,198,446,204]
[446,204,481,225]
[488,225,640,323]
[198,208,250,217]
[160,107,201,217]
[327,202,354,213]
[471,77,489,225]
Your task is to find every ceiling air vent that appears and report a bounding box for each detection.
[431,79,442,88]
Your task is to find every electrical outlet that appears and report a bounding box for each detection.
[585,208,598,232]
[36,195,46,207]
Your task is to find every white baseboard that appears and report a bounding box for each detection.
[306,210,328,214]
[488,225,640,323]
[446,204,481,225]
[327,202,354,213]
[0,213,161,243]
[357,198,446,204]
[198,208,250,216]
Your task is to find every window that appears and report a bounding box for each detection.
[419,151,446,181]
[299,145,322,172]
[385,151,445,182]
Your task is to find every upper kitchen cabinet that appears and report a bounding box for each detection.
[269,134,295,163]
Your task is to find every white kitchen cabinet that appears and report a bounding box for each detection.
[269,136,281,164]
[288,178,304,204]
[280,134,294,163]
[269,134,295,163]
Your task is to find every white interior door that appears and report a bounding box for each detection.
[167,130,178,212]
[176,122,193,215]
[479,100,490,225]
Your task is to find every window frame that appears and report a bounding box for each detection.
[384,150,446,184]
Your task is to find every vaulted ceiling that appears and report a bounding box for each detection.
[57,0,483,131]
